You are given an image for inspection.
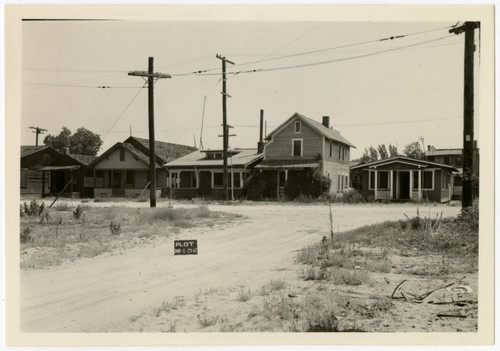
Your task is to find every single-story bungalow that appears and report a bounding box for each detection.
[39,152,96,198]
[89,136,196,198]
[164,148,264,199]
[350,156,458,203]
[21,145,62,195]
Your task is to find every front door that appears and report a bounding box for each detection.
[399,171,410,200]
[199,171,212,197]
[112,170,125,196]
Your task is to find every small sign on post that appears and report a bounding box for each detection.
[174,240,198,255]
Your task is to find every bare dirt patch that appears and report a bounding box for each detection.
[20,201,462,332]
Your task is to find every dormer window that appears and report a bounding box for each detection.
[294,121,301,133]
[120,149,125,161]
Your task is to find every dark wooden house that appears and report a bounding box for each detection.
[40,153,97,198]
[21,145,62,196]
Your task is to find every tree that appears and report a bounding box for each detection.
[360,146,379,162]
[369,146,379,162]
[70,128,103,156]
[403,141,424,159]
[377,144,389,159]
[388,143,398,158]
[43,127,71,153]
[44,127,103,156]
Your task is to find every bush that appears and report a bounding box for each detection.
[73,205,84,220]
[284,169,331,200]
[336,189,364,204]
[21,227,34,244]
[456,201,479,232]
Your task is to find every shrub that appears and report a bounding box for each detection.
[73,205,84,220]
[21,227,34,244]
[284,169,331,200]
[109,221,121,235]
[456,201,479,232]
[330,268,369,285]
[267,279,287,291]
[20,205,25,217]
[338,189,364,204]
[197,313,218,328]
[29,199,41,216]
[236,287,252,302]
[302,295,339,332]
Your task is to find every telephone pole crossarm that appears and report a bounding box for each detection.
[128,71,171,79]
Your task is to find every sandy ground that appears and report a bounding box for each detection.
[20,201,460,332]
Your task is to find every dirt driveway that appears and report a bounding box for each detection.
[20,202,460,332]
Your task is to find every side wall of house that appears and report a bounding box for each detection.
[323,160,350,194]
[264,118,323,160]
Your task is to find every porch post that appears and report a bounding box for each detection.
[409,170,413,200]
[41,171,45,197]
[111,170,114,190]
[389,170,393,200]
[195,166,199,188]
[374,169,378,200]
[396,171,400,199]
[70,170,74,194]
[285,170,288,181]
[418,168,422,201]
[276,170,280,199]
[93,168,96,189]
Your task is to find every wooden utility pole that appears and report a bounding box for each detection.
[129,57,171,208]
[216,54,235,200]
[29,126,47,146]
[450,22,480,208]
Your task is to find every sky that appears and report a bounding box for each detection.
[21,20,480,159]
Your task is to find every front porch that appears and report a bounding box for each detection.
[91,169,163,198]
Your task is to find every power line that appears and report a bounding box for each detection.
[102,83,147,140]
[23,82,146,89]
[170,24,455,77]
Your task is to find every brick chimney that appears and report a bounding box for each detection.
[258,109,265,153]
[322,116,330,128]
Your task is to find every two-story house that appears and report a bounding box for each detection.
[255,113,355,198]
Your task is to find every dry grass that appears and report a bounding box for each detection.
[20,205,241,269]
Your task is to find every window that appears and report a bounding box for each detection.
[294,121,301,133]
[43,154,51,165]
[228,172,242,188]
[120,149,125,161]
[442,173,451,189]
[292,139,302,156]
[413,170,433,190]
[427,156,435,162]
[213,172,224,187]
[338,144,341,159]
[126,171,135,188]
[215,153,223,159]
[345,174,349,187]
[455,156,463,166]
[338,174,341,191]
[329,141,333,157]
[443,156,450,165]
[369,170,390,190]
[179,171,197,188]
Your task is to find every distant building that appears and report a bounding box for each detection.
[255,113,355,198]
[21,145,62,196]
[89,136,196,198]
[350,156,458,203]
[424,142,479,199]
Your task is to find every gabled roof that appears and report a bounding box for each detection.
[265,113,356,148]
[20,145,55,158]
[350,156,458,172]
[90,137,198,168]
[66,154,97,166]
[124,136,197,164]
[89,142,150,168]
[165,148,263,168]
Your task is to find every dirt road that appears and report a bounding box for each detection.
[21,202,460,332]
